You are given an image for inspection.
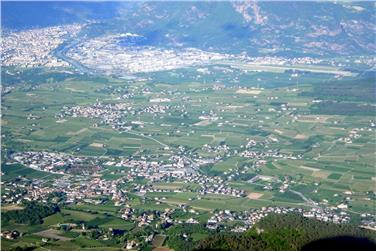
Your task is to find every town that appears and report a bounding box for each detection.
[2,24,82,68]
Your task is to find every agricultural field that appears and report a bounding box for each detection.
[1,63,375,250]
[2,66,374,205]
[2,1,376,250]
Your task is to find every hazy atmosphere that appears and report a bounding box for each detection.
[1,1,375,251]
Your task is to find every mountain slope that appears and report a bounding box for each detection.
[2,1,375,57]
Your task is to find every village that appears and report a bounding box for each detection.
[3,167,368,249]
[4,146,375,237]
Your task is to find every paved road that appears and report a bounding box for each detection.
[123,130,170,148]
[289,189,318,208]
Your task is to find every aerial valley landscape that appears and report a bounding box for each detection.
[1,1,375,251]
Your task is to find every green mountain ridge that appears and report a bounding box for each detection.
[110,1,376,57]
[3,1,375,57]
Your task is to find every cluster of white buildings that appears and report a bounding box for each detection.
[339,125,374,144]
[8,148,247,202]
[58,102,132,124]
[10,151,95,174]
[2,24,82,68]
[1,174,128,206]
[184,174,246,197]
[240,149,302,161]
[206,206,352,231]
[57,101,171,131]
[199,183,245,197]
[66,34,231,75]
[202,144,230,155]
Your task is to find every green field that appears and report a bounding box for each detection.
[1,64,375,251]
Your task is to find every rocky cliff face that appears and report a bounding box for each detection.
[112,1,375,57]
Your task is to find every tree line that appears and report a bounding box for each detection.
[2,201,60,225]
[194,213,376,251]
